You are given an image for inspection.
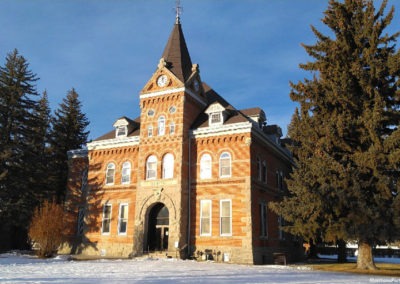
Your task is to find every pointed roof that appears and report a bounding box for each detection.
[161,20,193,83]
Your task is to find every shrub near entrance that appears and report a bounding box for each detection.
[28,200,65,258]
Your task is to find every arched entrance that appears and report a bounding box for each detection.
[147,203,169,252]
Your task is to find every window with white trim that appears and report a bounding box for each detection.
[257,157,261,181]
[219,152,231,178]
[116,126,127,137]
[118,203,128,235]
[148,125,153,137]
[260,202,268,238]
[220,199,232,236]
[210,112,222,125]
[146,155,157,180]
[205,103,226,126]
[121,161,131,184]
[158,116,165,136]
[162,153,174,179]
[200,200,211,236]
[169,122,175,135]
[200,154,212,179]
[105,163,115,185]
[101,204,112,234]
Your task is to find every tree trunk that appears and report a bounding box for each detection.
[336,239,347,263]
[356,241,376,270]
[307,238,319,259]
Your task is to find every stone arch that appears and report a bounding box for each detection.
[138,191,177,223]
[136,191,178,253]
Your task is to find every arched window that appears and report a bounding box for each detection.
[158,116,166,136]
[105,163,115,185]
[162,153,174,179]
[219,152,231,178]
[146,155,157,180]
[200,154,212,179]
[121,161,131,184]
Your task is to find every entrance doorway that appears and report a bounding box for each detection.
[147,203,169,252]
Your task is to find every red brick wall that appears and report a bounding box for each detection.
[83,146,139,251]
[190,133,252,253]
[249,134,292,249]
[64,155,89,239]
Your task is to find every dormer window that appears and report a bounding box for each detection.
[205,102,227,127]
[116,126,127,138]
[113,117,136,139]
[210,113,222,125]
[241,108,266,129]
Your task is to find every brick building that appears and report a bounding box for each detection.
[63,15,303,264]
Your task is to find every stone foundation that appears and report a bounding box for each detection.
[59,241,134,258]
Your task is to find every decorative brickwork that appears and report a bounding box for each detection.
[63,19,303,264]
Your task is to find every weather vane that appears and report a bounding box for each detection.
[175,0,182,23]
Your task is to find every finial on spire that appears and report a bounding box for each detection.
[175,0,182,24]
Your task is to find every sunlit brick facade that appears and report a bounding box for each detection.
[62,17,303,264]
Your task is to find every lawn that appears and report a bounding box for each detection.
[309,262,400,277]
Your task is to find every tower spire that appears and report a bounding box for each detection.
[175,0,182,24]
[161,0,192,83]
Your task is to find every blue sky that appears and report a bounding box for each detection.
[1,0,399,140]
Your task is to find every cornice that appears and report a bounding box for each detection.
[140,87,206,107]
[252,127,293,164]
[191,122,252,138]
[192,122,292,163]
[87,136,140,150]
[67,149,88,159]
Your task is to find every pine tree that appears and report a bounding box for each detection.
[49,88,89,202]
[270,0,400,270]
[30,91,52,200]
[0,49,44,249]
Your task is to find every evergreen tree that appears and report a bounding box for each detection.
[0,49,45,249]
[270,0,400,270]
[50,88,89,202]
[30,91,52,200]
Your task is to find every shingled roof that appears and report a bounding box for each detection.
[94,116,140,141]
[161,20,193,83]
[191,83,251,129]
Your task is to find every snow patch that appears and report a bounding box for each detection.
[0,253,396,283]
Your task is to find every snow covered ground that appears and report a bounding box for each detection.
[0,252,399,283]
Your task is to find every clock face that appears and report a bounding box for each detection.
[157,75,168,87]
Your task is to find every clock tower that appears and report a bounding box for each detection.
[64,3,300,264]
[132,15,205,256]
